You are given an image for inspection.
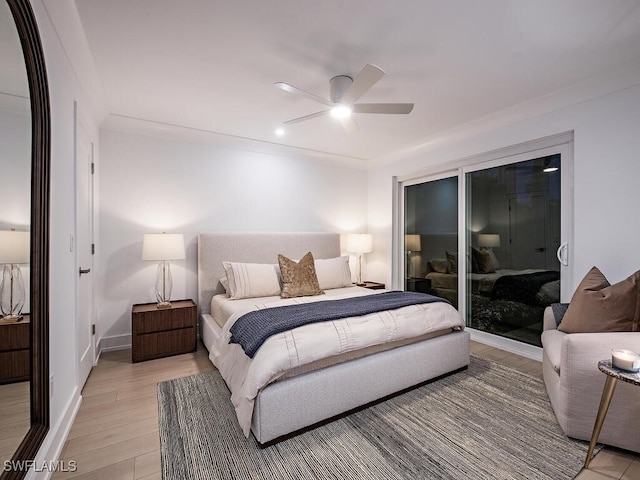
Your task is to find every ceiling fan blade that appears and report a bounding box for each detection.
[352,103,414,114]
[340,116,359,134]
[340,64,385,104]
[283,109,330,125]
[274,82,333,107]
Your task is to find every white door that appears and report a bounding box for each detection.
[76,107,95,387]
[508,193,549,270]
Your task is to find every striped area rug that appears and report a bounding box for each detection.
[157,356,591,479]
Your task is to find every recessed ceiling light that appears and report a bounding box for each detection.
[275,127,285,136]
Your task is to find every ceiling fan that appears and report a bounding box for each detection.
[274,64,414,133]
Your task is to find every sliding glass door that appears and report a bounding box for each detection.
[404,176,458,305]
[400,136,572,351]
[465,154,561,347]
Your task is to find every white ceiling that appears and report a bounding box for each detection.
[74,0,640,162]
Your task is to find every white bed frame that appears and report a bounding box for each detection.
[198,232,470,446]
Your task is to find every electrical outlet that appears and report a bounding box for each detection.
[50,374,54,398]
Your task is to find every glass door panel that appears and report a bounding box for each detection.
[404,176,458,307]
[465,154,561,347]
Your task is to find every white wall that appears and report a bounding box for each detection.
[97,129,367,347]
[367,81,640,294]
[0,110,30,229]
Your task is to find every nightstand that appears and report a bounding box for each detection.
[0,315,30,384]
[131,299,197,363]
[406,277,432,294]
[360,281,385,290]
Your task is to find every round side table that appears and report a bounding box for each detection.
[584,359,640,468]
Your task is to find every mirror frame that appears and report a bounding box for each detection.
[3,0,50,478]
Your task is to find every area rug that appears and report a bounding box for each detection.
[157,356,592,480]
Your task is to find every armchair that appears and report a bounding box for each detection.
[541,307,640,453]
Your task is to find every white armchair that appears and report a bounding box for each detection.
[541,306,640,453]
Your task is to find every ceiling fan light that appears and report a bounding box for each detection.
[330,104,352,119]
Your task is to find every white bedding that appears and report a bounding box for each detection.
[210,286,375,328]
[210,287,465,436]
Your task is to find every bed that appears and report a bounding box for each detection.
[198,232,470,446]
[418,255,559,346]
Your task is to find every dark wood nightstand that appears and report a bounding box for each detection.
[0,315,30,384]
[131,299,197,363]
[359,281,385,290]
[406,277,432,294]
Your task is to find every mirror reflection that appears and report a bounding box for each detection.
[0,0,32,464]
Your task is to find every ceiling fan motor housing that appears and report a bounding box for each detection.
[330,75,353,103]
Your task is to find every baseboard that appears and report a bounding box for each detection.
[99,333,131,352]
[25,386,81,480]
[469,328,543,361]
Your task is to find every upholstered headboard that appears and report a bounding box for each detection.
[197,232,341,314]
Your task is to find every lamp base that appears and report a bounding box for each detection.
[156,301,172,309]
[0,314,23,324]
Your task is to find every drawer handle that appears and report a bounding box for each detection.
[79,267,91,276]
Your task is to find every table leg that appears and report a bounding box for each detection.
[584,375,618,468]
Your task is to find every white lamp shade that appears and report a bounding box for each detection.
[142,233,185,261]
[347,234,373,254]
[405,234,422,252]
[478,233,501,248]
[0,230,30,264]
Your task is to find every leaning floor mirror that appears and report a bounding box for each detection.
[1,0,50,478]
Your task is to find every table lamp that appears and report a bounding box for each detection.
[142,233,185,308]
[0,229,30,320]
[347,233,373,286]
[405,234,422,278]
[478,234,501,249]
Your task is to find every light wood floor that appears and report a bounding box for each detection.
[0,381,30,463]
[49,341,640,480]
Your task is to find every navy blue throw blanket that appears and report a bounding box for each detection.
[230,291,450,358]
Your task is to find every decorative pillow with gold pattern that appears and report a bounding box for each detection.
[278,251,324,298]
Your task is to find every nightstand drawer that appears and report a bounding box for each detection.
[0,318,30,383]
[134,307,195,334]
[0,322,30,350]
[0,350,30,384]
[133,328,195,362]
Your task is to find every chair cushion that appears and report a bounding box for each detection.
[557,266,640,333]
[541,329,564,374]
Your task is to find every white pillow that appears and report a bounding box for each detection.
[314,256,352,290]
[222,261,281,299]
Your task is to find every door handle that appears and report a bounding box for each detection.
[534,247,546,252]
[556,242,568,266]
[79,267,91,276]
